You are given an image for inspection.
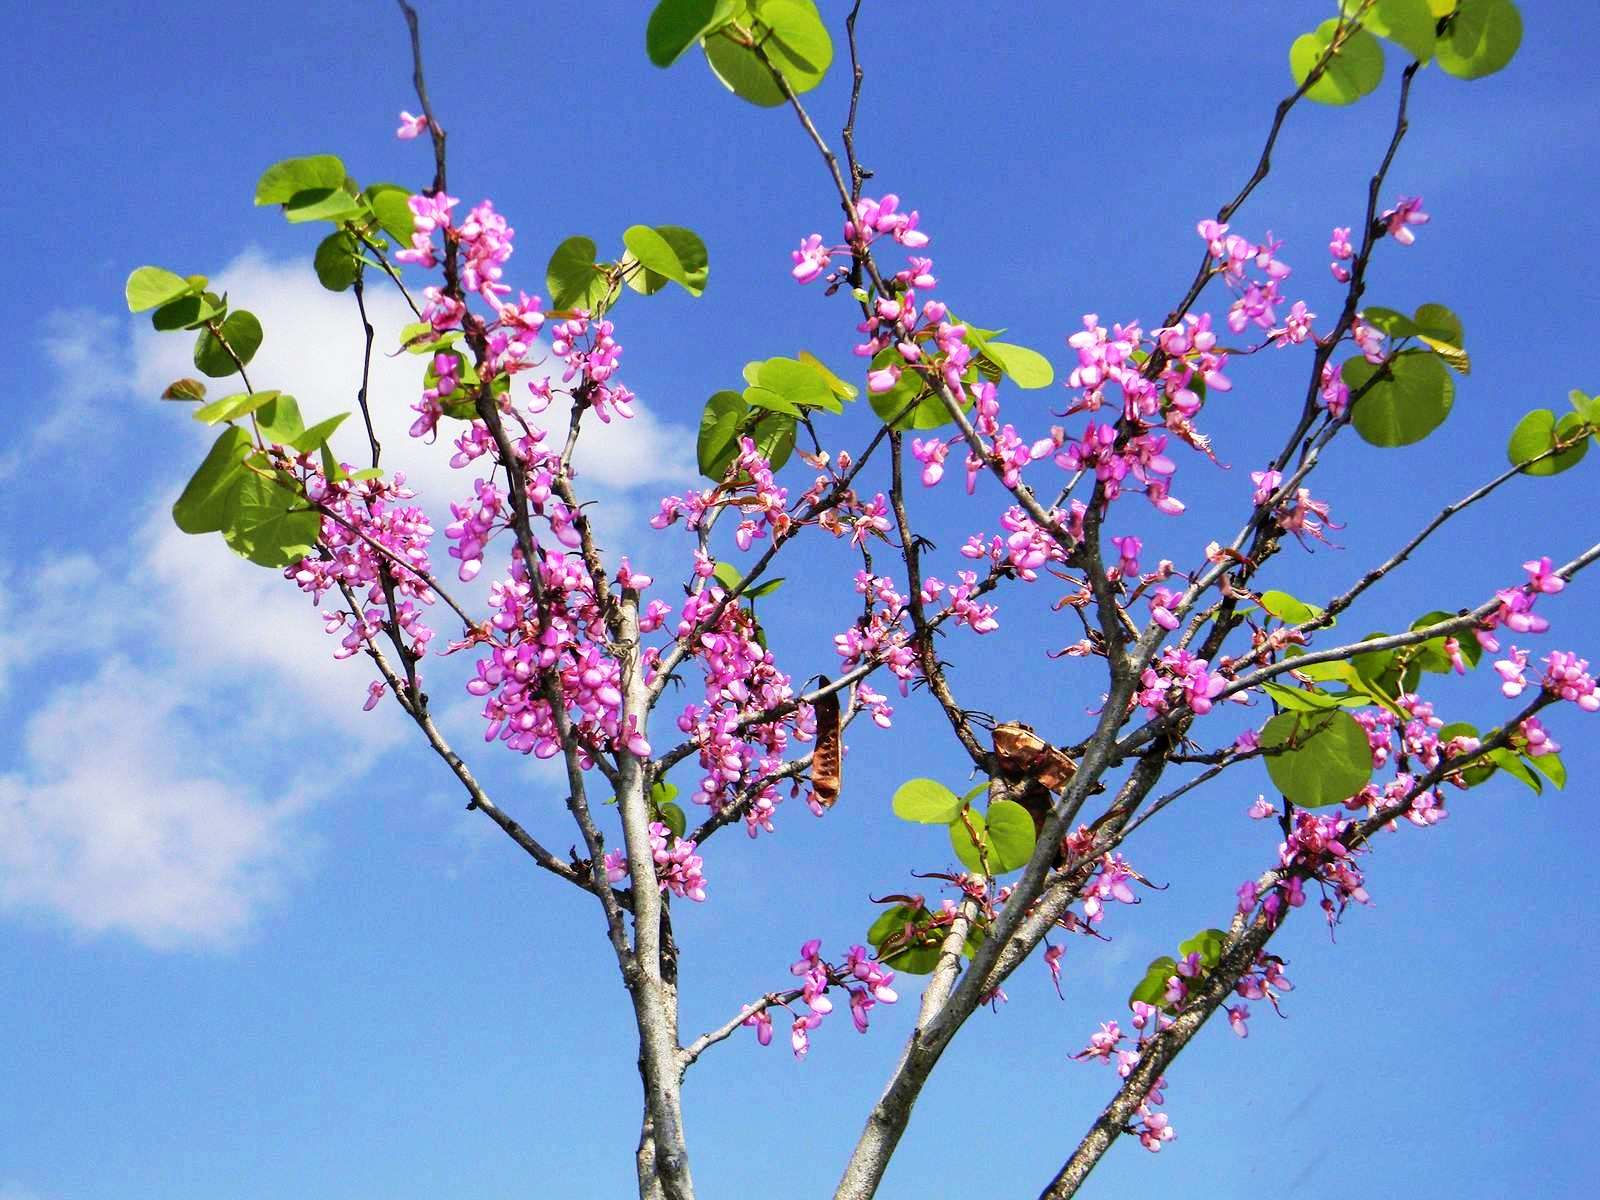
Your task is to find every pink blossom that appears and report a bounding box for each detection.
[1380,195,1430,246]
[396,110,430,139]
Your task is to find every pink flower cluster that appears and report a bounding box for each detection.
[1248,468,1339,547]
[1477,557,1565,652]
[1135,648,1229,718]
[1496,647,1598,713]
[290,468,437,663]
[789,192,929,286]
[1073,1015,1176,1152]
[1081,853,1142,925]
[467,544,650,762]
[1229,951,1294,1037]
[1244,810,1369,928]
[671,580,806,835]
[744,939,899,1059]
[548,312,635,423]
[603,820,707,902]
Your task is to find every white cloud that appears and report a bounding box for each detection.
[0,660,310,949]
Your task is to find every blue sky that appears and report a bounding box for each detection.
[4,2,1599,1198]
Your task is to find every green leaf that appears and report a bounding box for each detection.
[1360,306,1421,339]
[754,356,838,412]
[193,388,280,425]
[1346,350,1454,447]
[349,467,384,482]
[1507,409,1589,476]
[797,351,858,401]
[1416,334,1471,374]
[1407,610,1482,670]
[1129,956,1178,1009]
[948,808,989,874]
[161,378,207,402]
[892,778,962,824]
[753,412,797,472]
[620,224,710,297]
[125,266,196,313]
[255,393,305,447]
[647,0,736,66]
[867,903,921,948]
[985,799,1038,873]
[1347,0,1438,60]
[1287,654,1362,686]
[193,311,265,378]
[255,155,348,206]
[622,252,671,296]
[172,427,251,534]
[702,0,831,106]
[1524,751,1566,790]
[1260,680,1346,712]
[290,411,351,454]
[1568,389,1600,425]
[363,183,415,243]
[1414,304,1470,373]
[1178,928,1229,969]
[221,467,322,568]
[867,348,959,430]
[284,187,367,225]
[881,942,943,975]
[546,236,613,312]
[697,390,746,479]
[1289,18,1385,106]
[1488,747,1541,793]
[314,231,361,292]
[1412,302,1465,347]
[746,576,785,599]
[743,385,804,416]
[151,291,225,331]
[1259,589,1325,625]
[982,341,1055,389]
[712,561,743,591]
[1261,709,1374,808]
[1435,0,1522,79]
[658,800,688,840]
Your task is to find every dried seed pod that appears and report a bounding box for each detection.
[993,722,1078,792]
[811,681,842,808]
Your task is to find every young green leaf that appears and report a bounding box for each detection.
[125,266,196,313]
[1507,409,1589,476]
[985,799,1038,873]
[1435,0,1522,79]
[982,341,1055,389]
[193,389,280,425]
[1261,709,1374,807]
[697,390,747,479]
[314,231,361,291]
[1346,350,1454,447]
[892,778,962,824]
[1289,19,1385,106]
[255,155,349,206]
[173,427,251,534]
[220,467,322,567]
[646,0,736,67]
[193,311,266,378]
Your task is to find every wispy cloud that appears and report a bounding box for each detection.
[0,657,311,949]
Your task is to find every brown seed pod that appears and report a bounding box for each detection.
[992,722,1078,792]
[811,681,842,808]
